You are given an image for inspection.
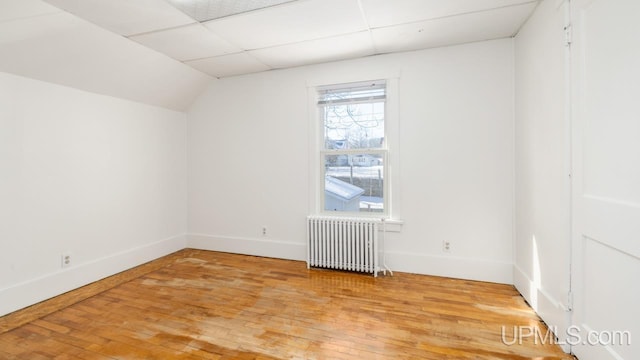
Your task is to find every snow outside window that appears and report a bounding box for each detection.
[317,80,387,215]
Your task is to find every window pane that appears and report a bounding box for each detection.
[324,154,384,213]
[323,101,384,150]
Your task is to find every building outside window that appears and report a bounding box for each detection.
[317,80,387,214]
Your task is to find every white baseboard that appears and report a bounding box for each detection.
[187,233,306,261]
[0,232,516,318]
[0,234,186,317]
[384,251,513,284]
[513,264,571,353]
[187,234,511,284]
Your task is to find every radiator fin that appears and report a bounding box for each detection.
[307,216,379,277]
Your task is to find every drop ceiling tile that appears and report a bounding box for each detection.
[0,0,62,23]
[165,0,297,22]
[361,0,537,28]
[250,31,375,69]
[129,23,241,62]
[203,0,367,50]
[371,2,537,53]
[185,52,271,78]
[43,0,195,36]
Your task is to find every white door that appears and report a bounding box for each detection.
[570,0,640,359]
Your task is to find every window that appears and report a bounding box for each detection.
[317,80,387,214]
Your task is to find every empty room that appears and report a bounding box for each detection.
[0,0,638,359]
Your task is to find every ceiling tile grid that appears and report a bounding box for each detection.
[36,0,539,79]
[44,0,196,36]
[249,31,375,69]
[185,52,271,78]
[370,2,539,54]
[165,0,297,22]
[129,23,241,62]
[0,0,540,109]
[360,0,537,28]
[202,0,368,50]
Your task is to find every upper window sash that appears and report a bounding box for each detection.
[317,96,386,107]
[319,80,386,152]
[317,80,386,106]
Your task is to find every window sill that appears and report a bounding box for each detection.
[381,219,403,233]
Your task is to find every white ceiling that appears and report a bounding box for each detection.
[0,0,211,111]
[0,0,539,110]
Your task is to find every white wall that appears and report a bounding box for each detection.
[513,0,571,348]
[0,72,187,316]
[188,39,515,284]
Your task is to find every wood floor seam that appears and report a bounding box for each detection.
[0,249,575,359]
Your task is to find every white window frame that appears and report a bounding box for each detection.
[307,75,400,220]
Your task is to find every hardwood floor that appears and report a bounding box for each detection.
[0,249,574,359]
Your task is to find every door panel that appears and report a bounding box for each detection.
[571,0,640,359]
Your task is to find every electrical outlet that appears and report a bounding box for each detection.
[262,227,267,236]
[442,241,451,253]
[61,252,72,268]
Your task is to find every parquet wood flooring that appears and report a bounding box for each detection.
[0,249,574,359]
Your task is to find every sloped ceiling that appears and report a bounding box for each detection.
[0,0,539,111]
[0,0,211,111]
